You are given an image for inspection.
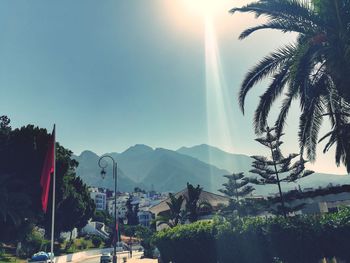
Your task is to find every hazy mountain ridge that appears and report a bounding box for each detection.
[74,144,229,193]
[177,144,253,173]
[74,144,350,195]
[176,144,350,194]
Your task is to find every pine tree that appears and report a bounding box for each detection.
[219,173,263,217]
[219,172,254,201]
[248,126,314,217]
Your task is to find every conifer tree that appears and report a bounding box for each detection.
[248,126,314,217]
[219,173,263,217]
[219,172,254,201]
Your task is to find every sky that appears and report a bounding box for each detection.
[1,0,347,174]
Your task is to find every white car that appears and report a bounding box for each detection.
[28,252,54,263]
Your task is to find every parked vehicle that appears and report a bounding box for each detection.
[27,251,54,263]
[100,253,112,263]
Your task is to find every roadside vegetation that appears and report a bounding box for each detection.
[153,208,350,263]
[0,116,96,260]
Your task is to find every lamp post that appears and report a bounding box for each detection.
[98,155,118,263]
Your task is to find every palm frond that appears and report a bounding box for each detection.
[254,66,290,133]
[239,44,295,113]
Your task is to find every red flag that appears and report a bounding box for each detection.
[40,126,55,213]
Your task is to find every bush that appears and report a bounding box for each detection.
[153,208,350,263]
[18,229,49,258]
[153,221,216,263]
[77,240,88,250]
[91,236,103,248]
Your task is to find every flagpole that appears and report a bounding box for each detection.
[50,124,56,261]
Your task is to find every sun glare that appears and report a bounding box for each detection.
[181,0,221,17]
[180,0,233,18]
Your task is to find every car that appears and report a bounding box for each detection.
[100,253,112,263]
[27,251,54,263]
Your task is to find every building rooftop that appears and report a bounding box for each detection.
[149,189,230,215]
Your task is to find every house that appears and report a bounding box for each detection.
[149,189,230,230]
[81,220,109,239]
[107,193,129,218]
[269,185,350,215]
[137,209,154,227]
[90,189,107,211]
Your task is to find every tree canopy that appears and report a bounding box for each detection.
[0,116,95,242]
[232,0,350,172]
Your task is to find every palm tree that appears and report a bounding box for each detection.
[185,183,212,222]
[231,0,350,172]
[156,193,184,228]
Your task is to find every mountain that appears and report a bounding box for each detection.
[177,144,350,194]
[177,144,253,173]
[74,145,229,193]
[138,148,228,192]
[74,150,137,192]
[74,144,350,196]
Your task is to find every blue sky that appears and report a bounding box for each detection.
[1,0,346,174]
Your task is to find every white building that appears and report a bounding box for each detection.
[90,191,107,211]
[137,209,154,227]
[81,220,109,240]
[107,194,129,218]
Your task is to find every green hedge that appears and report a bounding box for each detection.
[153,221,217,263]
[153,208,350,263]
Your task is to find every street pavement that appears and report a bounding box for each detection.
[77,251,157,263]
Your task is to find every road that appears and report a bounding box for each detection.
[77,251,157,263]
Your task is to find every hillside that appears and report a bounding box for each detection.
[74,144,350,195]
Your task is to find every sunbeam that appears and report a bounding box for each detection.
[204,16,239,182]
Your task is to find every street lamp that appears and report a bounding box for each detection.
[98,155,118,263]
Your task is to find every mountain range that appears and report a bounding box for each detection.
[74,144,350,195]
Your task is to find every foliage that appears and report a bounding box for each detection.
[219,172,254,200]
[156,193,184,228]
[63,238,94,254]
[247,126,313,217]
[222,198,268,218]
[52,172,95,236]
[184,183,212,223]
[91,235,103,248]
[154,208,350,263]
[17,228,49,258]
[92,210,113,226]
[219,172,259,217]
[153,221,217,263]
[125,196,139,225]
[0,251,27,263]
[134,225,155,258]
[0,174,32,227]
[121,224,156,258]
[231,0,350,171]
[0,116,95,243]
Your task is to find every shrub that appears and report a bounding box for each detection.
[91,236,103,248]
[78,240,88,250]
[153,221,216,263]
[153,208,350,263]
[18,229,49,258]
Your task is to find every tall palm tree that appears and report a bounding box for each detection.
[156,193,184,228]
[184,183,212,222]
[231,0,350,172]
